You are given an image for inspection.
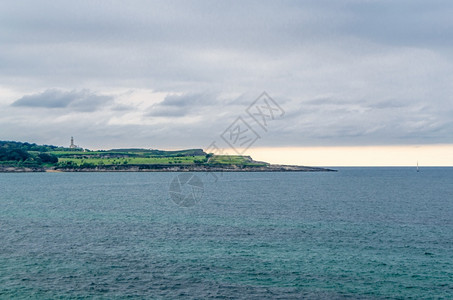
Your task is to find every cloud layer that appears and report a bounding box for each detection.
[1,0,452,149]
[12,89,113,112]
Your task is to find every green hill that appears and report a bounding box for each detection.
[0,140,263,169]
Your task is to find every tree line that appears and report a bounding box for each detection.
[0,141,59,165]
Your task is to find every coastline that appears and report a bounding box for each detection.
[0,141,337,173]
[1,164,336,173]
[0,166,46,173]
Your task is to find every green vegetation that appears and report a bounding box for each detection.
[57,156,207,166]
[0,141,59,152]
[208,155,268,166]
[1,140,266,169]
[0,141,59,167]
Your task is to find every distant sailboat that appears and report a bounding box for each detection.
[417,161,419,172]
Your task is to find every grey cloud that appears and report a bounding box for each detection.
[147,92,220,117]
[302,98,358,106]
[369,99,408,109]
[0,1,335,46]
[12,89,113,112]
[147,106,188,117]
[301,97,407,110]
[0,1,343,90]
[111,104,135,112]
[146,92,273,118]
[1,1,453,148]
[158,93,214,107]
[12,89,69,108]
[342,0,453,47]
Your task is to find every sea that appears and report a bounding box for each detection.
[0,168,452,299]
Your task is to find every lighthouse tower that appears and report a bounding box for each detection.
[69,136,77,149]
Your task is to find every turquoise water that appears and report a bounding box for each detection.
[1,168,452,299]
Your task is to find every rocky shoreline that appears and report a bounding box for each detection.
[0,166,46,172]
[1,164,336,173]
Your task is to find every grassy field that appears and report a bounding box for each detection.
[58,155,207,166]
[208,155,268,166]
[57,154,267,167]
[50,151,104,156]
[50,149,204,157]
[50,149,206,158]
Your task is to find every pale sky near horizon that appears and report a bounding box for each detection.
[1,1,452,166]
[248,145,453,167]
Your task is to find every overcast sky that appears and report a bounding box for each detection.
[1,0,452,151]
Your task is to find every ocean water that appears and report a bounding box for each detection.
[0,168,452,299]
